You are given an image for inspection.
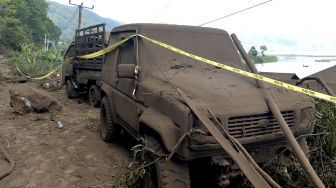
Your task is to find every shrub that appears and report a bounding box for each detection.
[9,43,63,78]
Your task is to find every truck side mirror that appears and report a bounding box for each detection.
[117,64,137,78]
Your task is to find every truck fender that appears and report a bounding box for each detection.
[139,108,180,152]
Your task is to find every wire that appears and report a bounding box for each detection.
[152,0,175,22]
[62,8,79,31]
[198,0,272,26]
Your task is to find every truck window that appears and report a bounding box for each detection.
[65,45,75,57]
[119,39,136,65]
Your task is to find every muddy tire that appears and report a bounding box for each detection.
[143,136,190,188]
[89,85,101,107]
[100,97,119,142]
[66,80,77,99]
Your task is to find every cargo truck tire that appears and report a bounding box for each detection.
[66,80,78,99]
[89,85,101,107]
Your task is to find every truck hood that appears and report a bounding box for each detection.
[140,64,314,117]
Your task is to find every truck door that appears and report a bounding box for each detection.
[114,32,139,131]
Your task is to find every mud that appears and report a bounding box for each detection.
[0,56,131,187]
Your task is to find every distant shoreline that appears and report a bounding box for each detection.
[270,54,336,57]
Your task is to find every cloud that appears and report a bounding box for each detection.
[50,0,336,54]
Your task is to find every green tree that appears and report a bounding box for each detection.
[0,0,61,50]
[248,45,277,64]
[0,0,29,49]
[260,45,267,56]
[248,46,258,57]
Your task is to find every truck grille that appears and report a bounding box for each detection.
[227,111,295,138]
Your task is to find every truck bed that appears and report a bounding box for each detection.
[74,23,107,71]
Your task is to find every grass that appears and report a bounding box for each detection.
[314,101,336,152]
[8,43,63,78]
[113,137,163,188]
[263,100,336,187]
[306,101,336,186]
[82,111,96,122]
[249,55,278,64]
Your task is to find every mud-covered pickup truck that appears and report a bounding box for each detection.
[97,24,315,187]
[62,23,109,106]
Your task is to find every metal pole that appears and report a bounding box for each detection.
[69,1,94,30]
[78,5,83,29]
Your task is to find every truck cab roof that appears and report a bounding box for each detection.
[111,23,246,69]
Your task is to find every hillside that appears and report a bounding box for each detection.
[47,1,120,41]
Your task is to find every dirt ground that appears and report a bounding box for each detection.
[0,55,131,187]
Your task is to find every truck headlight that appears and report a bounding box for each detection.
[300,107,314,128]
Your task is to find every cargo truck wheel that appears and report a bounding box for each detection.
[143,136,190,188]
[100,97,119,142]
[66,80,77,99]
[89,85,101,107]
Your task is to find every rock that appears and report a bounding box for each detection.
[9,84,62,114]
[40,74,63,91]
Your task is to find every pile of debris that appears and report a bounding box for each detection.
[9,85,62,115]
[40,73,63,91]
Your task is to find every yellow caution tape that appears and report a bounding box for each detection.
[15,33,336,104]
[77,35,136,59]
[16,57,73,80]
[16,65,60,80]
[16,35,136,80]
[138,34,336,104]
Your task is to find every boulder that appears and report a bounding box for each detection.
[9,85,62,114]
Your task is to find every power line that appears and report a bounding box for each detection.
[152,0,175,22]
[61,8,79,31]
[198,0,272,26]
[69,0,94,29]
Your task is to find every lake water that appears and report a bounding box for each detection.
[256,55,336,78]
[276,55,336,63]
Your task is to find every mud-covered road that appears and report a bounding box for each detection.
[0,56,130,187]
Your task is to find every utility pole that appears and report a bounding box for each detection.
[44,34,47,52]
[69,1,94,29]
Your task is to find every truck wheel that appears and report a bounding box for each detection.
[66,80,77,99]
[89,85,101,107]
[100,97,119,142]
[143,136,190,188]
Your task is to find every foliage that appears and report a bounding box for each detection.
[114,137,164,188]
[82,111,96,122]
[248,45,278,64]
[260,45,267,56]
[313,101,336,152]
[248,46,258,57]
[260,55,278,63]
[9,43,63,77]
[263,101,336,187]
[0,0,61,50]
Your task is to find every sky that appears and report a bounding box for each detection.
[51,0,336,55]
